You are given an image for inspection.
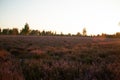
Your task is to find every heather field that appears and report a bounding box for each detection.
[0,35,120,80]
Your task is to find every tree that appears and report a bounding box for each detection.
[9,29,13,35]
[11,28,19,35]
[76,32,81,36]
[30,30,40,35]
[0,28,1,34]
[2,29,9,35]
[41,30,46,36]
[82,27,87,36]
[68,33,72,36]
[46,31,54,36]
[20,23,30,35]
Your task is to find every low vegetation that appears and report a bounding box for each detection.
[0,36,120,80]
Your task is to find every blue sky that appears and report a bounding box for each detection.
[0,0,120,35]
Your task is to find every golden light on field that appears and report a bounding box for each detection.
[0,0,120,35]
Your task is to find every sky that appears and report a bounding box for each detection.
[0,0,120,35]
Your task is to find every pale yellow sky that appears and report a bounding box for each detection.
[0,0,120,35]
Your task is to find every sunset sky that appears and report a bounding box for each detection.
[0,0,120,35]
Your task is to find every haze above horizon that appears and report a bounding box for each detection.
[0,0,120,35]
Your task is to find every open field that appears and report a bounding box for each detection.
[0,36,120,80]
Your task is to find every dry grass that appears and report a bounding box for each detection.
[0,35,120,80]
[0,49,24,80]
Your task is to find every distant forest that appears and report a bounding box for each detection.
[0,23,120,38]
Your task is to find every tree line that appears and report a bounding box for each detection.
[0,23,120,38]
[0,23,88,36]
[0,23,55,36]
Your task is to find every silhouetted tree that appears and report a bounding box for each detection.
[20,23,30,35]
[11,28,19,35]
[0,28,1,35]
[30,30,40,35]
[41,30,46,36]
[68,33,72,36]
[76,32,81,36]
[9,29,13,35]
[2,29,9,35]
[82,28,87,36]
[46,31,54,36]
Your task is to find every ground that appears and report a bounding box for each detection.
[0,35,120,80]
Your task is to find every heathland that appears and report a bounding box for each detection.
[0,36,120,80]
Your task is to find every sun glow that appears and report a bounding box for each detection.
[0,0,120,35]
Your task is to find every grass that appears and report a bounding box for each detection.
[0,36,120,80]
